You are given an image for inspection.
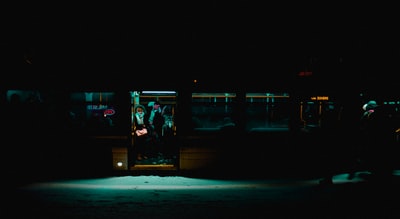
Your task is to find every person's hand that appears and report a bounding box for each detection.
[136,129,148,136]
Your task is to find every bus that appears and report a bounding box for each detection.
[3,80,399,179]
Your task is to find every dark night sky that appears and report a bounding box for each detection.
[1,3,399,87]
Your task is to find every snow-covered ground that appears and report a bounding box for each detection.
[6,172,400,218]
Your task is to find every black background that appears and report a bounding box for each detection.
[1,2,399,89]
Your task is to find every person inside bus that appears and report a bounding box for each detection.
[161,104,175,159]
[147,101,165,158]
[133,104,150,161]
[161,104,174,137]
[148,101,164,138]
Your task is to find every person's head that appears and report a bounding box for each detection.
[148,101,161,110]
[134,104,146,115]
[363,100,378,111]
[153,102,161,110]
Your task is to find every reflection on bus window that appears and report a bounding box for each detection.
[302,101,320,127]
[300,97,339,130]
[6,90,43,103]
[245,92,290,132]
[191,93,236,132]
[5,90,45,131]
[68,92,118,133]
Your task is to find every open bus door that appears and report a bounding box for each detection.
[129,90,178,171]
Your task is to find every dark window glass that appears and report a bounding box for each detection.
[68,92,117,133]
[245,92,290,132]
[191,93,236,132]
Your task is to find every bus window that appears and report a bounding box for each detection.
[191,93,236,133]
[245,92,290,132]
[68,92,119,134]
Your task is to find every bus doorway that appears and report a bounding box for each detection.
[129,91,178,170]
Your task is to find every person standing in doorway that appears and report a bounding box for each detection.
[133,104,150,161]
[147,101,165,158]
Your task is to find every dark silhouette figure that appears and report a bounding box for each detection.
[147,101,165,158]
[359,101,398,179]
[319,100,398,185]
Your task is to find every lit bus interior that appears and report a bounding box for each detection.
[130,91,178,170]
